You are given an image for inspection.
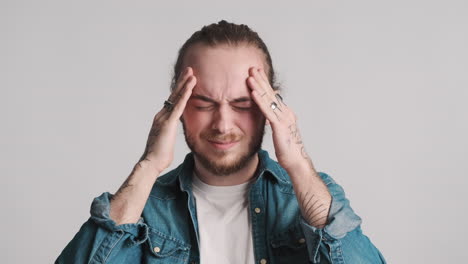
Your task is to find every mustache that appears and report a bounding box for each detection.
[201,131,243,142]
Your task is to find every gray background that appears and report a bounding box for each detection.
[2,0,467,263]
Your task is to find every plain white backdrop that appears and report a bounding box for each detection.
[2,0,467,263]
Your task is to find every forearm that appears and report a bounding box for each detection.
[110,160,160,225]
[287,160,332,229]
[295,172,386,263]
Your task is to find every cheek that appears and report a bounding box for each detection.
[239,110,265,132]
[182,108,209,132]
[183,102,200,121]
[250,107,266,123]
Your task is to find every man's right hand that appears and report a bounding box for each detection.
[139,67,197,174]
[109,67,196,225]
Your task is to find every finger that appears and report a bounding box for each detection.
[168,75,197,121]
[251,89,282,123]
[251,67,274,95]
[257,67,270,84]
[154,108,167,121]
[156,105,174,123]
[171,70,197,106]
[248,68,268,98]
[252,68,284,108]
[250,68,281,111]
[159,68,193,118]
[247,75,277,108]
[170,67,193,100]
[177,66,193,86]
[274,91,285,107]
[157,98,175,118]
[248,76,280,123]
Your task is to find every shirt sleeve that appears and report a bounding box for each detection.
[299,172,387,264]
[55,192,149,264]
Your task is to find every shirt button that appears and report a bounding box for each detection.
[298,238,306,244]
[260,259,267,264]
[153,246,161,253]
[254,207,261,214]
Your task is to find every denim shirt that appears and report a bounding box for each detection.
[56,150,386,264]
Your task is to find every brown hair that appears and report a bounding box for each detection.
[170,20,280,92]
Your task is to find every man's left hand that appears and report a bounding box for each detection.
[247,67,311,171]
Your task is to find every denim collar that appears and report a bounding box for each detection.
[155,149,289,192]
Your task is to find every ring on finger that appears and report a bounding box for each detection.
[164,100,174,111]
[270,102,278,110]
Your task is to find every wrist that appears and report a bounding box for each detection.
[283,157,315,173]
[136,159,163,178]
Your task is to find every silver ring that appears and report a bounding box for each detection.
[164,100,174,111]
[270,102,278,110]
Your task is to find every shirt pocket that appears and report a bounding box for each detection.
[270,227,310,264]
[145,228,191,264]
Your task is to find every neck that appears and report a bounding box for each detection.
[193,154,260,186]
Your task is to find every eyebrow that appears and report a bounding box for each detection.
[190,94,253,104]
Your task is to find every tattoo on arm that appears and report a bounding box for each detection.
[110,168,135,201]
[299,191,329,228]
[139,125,161,162]
[119,177,132,193]
[288,123,309,159]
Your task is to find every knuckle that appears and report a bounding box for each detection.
[161,119,171,127]
[160,119,169,127]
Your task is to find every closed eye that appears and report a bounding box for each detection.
[233,106,252,111]
[231,101,253,111]
[195,105,214,111]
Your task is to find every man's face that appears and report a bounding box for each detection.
[181,43,267,176]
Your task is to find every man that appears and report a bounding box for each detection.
[56,20,386,264]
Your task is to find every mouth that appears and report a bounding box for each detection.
[207,140,239,150]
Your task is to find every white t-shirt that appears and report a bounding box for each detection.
[192,173,255,264]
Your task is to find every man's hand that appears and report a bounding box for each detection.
[246,67,308,171]
[139,67,197,174]
[109,67,196,225]
[247,67,331,228]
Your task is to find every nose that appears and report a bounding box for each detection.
[211,104,234,134]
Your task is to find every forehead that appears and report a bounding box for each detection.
[182,44,267,101]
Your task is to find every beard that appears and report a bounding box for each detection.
[182,120,265,176]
